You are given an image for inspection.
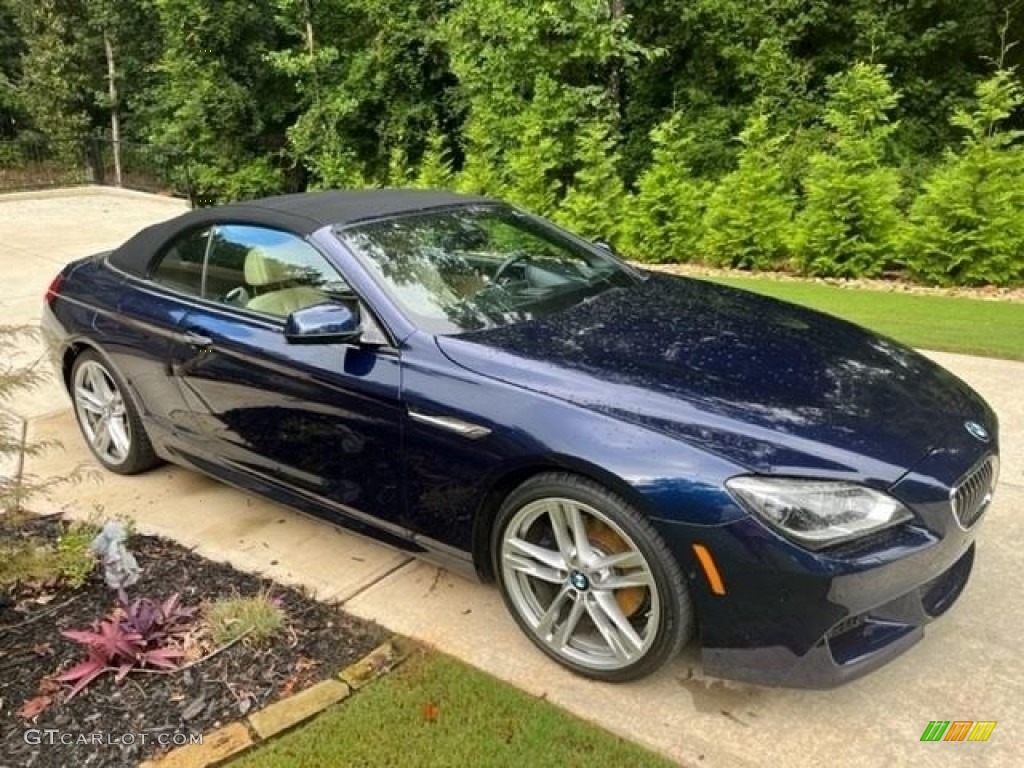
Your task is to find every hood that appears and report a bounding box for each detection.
[435,273,987,486]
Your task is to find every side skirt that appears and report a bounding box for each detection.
[148,428,482,583]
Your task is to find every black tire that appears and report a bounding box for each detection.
[492,472,693,682]
[70,350,161,475]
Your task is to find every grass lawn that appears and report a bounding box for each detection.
[231,650,673,768]
[700,275,1024,361]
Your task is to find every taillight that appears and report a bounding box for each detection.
[45,272,64,304]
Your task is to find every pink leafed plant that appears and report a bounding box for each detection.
[53,593,197,700]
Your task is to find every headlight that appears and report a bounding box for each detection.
[725,476,913,550]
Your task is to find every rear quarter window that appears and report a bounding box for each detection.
[150,228,210,297]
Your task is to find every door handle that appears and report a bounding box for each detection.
[182,329,213,347]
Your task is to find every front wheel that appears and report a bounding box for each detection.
[493,472,693,682]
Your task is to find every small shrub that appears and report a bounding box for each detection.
[54,592,198,699]
[1,325,52,516]
[555,119,629,245]
[412,127,455,191]
[701,114,795,270]
[0,322,92,583]
[455,114,503,196]
[500,76,575,216]
[205,591,285,647]
[120,593,198,642]
[623,114,709,262]
[901,70,1024,286]
[0,519,98,589]
[0,538,57,587]
[790,63,904,278]
[53,520,99,588]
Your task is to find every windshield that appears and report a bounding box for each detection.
[335,205,636,335]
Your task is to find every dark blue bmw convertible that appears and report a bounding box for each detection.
[41,190,999,687]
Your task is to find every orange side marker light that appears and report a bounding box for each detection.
[692,543,726,595]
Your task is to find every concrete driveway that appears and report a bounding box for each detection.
[4,188,1022,767]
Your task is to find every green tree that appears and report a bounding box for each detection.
[147,0,292,201]
[839,0,1018,159]
[343,0,457,181]
[902,70,1024,286]
[412,126,454,189]
[0,0,27,137]
[623,114,709,262]
[2,0,1022,291]
[442,0,652,206]
[270,0,456,189]
[83,0,161,183]
[497,76,578,215]
[622,0,1019,184]
[10,0,99,144]
[702,114,795,269]
[454,114,502,196]
[266,0,359,188]
[3,0,161,182]
[791,63,903,277]
[556,119,628,243]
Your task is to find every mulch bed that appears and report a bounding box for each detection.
[0,515,387,768]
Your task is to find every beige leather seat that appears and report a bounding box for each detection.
[244,245,327,317]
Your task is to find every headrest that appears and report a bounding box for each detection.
[244,246,303,286]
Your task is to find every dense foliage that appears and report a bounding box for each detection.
[1,0,1022,284]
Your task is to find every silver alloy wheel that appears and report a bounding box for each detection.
[73,360,132,466]
[500,497,660,672]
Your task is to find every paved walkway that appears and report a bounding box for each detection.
[4,189,1021,767]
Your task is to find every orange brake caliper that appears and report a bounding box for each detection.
[585,519,646,617]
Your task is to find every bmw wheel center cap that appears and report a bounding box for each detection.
[570,571,589,591]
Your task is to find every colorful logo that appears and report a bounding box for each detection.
[920,721,997,742]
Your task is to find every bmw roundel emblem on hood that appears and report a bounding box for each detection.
[965,421,990,442]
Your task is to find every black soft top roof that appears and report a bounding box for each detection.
[107,189,492,277]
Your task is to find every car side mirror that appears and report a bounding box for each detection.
[593,240,618,256]
[283,300,362,345]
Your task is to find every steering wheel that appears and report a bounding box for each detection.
[492,251,530,284]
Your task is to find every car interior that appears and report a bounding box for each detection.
[241,244,332,317]
[152,227,351,319]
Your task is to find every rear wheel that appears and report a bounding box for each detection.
[71,351,159,475]
[493,472,693,682]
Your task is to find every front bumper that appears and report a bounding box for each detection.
[654,444,992,688]
[699,542,975,688]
